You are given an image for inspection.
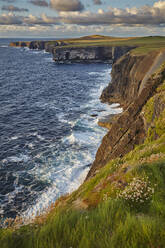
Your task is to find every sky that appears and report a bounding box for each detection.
[0,0,165,38]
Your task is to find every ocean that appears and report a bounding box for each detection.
[0,38,122,221]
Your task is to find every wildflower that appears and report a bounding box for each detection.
[117,177,154,208]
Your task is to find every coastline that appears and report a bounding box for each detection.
[1,40,123,223]
[2,35,165,247]
[8,35,165,210]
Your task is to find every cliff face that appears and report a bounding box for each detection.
[87,52,165,179]
[10,41,135,64]
[100,52,159,107]
[52,46,134,63]
[10,41,46,49]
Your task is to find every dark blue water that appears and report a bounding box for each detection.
[0,39,121,221]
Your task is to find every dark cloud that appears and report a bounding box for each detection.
[2,5,29,12]
[29,0,48,7]
[93,0,102,5]
[50,0,84,12]
[0,0,16,2]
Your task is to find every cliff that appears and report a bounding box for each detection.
[87,51,165,179]
[10,40,66,53]
[10,41,46,49]
[10,39,135,64]
[52,46,134,63]
[100,52,158,107]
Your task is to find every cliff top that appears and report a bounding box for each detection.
[10,35,165,56]
[59,36,165,55]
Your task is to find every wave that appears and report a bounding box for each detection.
[20,66,122,219]
[7,154,30,163]
[44,57,54,63]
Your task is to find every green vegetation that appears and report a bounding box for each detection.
[51,35,165,55]
[3,35,165,247]
[12,35,165,55]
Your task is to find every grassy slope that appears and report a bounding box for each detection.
[2,37,165,248]
[1,130,165,247]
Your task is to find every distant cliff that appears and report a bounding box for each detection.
[10,40,66,53]
[52,46,134,63]
[10,40,135,64]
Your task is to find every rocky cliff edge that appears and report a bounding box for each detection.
[87,51,165,179]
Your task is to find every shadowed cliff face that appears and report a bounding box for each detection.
[87,52,165,179]
[10,41,135,64]
[52,46,135,63]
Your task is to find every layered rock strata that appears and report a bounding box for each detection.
[100,52,159,107]
[87,51,165,179]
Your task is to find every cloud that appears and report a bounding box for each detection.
[1,0,165,29]
[24,13,60,25]
[0,12,60,25]
[58,1,165,26]
[29,0,48,7]
[50,0,84,12]
[0,12,22,24]
[1,5,29,12]
[93,0,102,5]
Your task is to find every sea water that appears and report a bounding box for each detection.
[0,38,122,220]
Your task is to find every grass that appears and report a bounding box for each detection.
[53,35,165,55]
[11,35,165,56]
[1,159,165,248]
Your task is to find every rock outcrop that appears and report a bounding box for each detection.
[10,40,66,53]
[10,41,46,49]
